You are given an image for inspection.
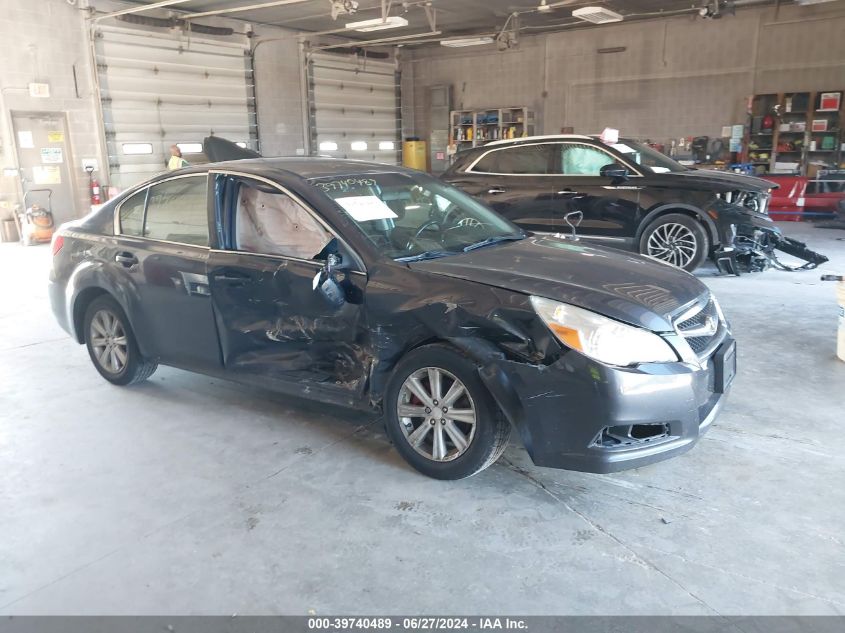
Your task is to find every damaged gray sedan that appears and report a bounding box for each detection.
[49,157,735,479]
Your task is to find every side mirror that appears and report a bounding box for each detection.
[312,253,345,307]
[600,163,629,182]
[326,252,342,273]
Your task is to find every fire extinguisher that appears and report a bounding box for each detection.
[85,165,102,205]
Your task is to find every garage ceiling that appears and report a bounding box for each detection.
[109,0,780,42]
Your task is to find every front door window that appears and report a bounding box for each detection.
[557,143,616,176]
[235,184,332,260]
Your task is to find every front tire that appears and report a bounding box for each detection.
[384,344,511,480]
[639,213,709,272]
[83,295,157,386]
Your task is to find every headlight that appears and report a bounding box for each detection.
[530,296,678,366]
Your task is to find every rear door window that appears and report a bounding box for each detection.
[471,145,554,175]
[144,175,209,246]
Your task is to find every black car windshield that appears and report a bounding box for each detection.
[607,141,688,173]
[308,172,524,261]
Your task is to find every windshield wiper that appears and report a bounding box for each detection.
[462,234,525,253]
[395,250,455,263]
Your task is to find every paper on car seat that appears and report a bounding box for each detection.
[335,196,398,222]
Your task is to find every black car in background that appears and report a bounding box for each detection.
[442,135,779,272]
[49,157,735,479]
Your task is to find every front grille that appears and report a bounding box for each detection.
[685,335,712,354]
[675,298,720,358]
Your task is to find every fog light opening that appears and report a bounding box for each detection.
[594,423,671,448]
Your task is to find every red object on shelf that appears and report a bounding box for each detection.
[819,92,841,111]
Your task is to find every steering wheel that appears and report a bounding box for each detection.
[440,204,462,229]
[402,220,443,252]
[414,219,442,239]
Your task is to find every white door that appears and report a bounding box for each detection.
[93,23,257,189]
[308,52,400,164]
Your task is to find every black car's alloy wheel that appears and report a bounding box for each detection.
[639,213,708,272]
[385,344,511,480]
[384,344,511,479]
[84,296,157,386]
[397,366,477,463]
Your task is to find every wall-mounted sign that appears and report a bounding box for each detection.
[33,165,61,184]
[47,131,65,143]
[40,147,63,164]
[17,130,34,149]
[28,83,50,98]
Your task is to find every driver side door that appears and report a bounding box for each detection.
[207,172,370,400]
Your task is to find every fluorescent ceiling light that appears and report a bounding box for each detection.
[572,6,623,23]
[795,0,838,4]
[440,36,494,47]
[346,16,408,31]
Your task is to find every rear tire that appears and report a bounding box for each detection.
[384,344,511,480]
[639,213,709,272]
[83,295,157,386]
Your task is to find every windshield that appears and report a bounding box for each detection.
[308,172,524,261]
[608,141,688,173]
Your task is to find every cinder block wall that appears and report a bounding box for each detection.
[0,0,306,220]
[401,3,845,145]
[0,0,103,224]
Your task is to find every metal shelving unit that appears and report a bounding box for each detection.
[745,90,843,176]
[448,107,535,158]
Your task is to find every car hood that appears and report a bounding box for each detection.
[411,236,708,332]
[644,168,776,192]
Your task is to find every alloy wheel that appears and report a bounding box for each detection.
[646,222,698,268]
[89,309,128,374]
[396,367,477,462]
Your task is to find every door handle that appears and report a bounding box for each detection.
[114,252,138,267]
[214,271,250,285]
[487,187,507,195]
[557,190,586,200]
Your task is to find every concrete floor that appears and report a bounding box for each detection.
[1,222,844,616]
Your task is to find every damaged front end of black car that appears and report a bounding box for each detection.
[710,188,828,275]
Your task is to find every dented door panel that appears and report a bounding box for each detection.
[208,250,369,395]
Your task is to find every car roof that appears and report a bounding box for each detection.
[172,156,422,181]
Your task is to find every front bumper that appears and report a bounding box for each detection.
[480,337,734,474]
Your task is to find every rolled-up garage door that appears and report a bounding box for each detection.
[93,23,257,189]
[307,51,400,165]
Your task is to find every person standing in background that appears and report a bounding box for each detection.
[167,145,189,170]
